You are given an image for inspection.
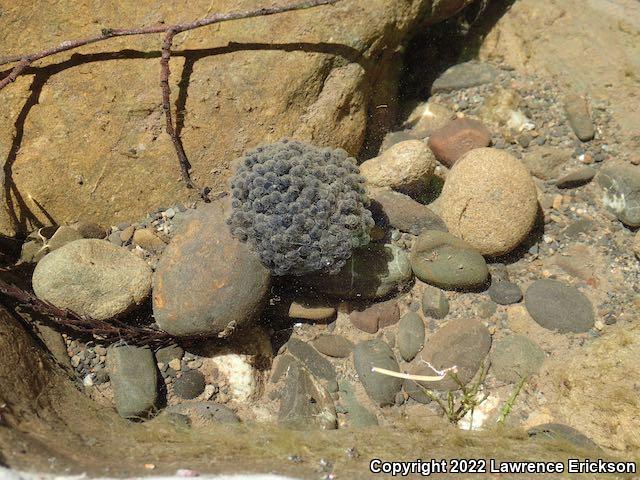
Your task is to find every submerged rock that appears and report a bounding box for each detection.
[286,338,336,382]
[353,339,403,406]
[350,300,400,334]
[488,281,523,305]
[278,360,337,430]
[153,199,271,337]
[397,312,425,362]
[440,148,539,256]
[402,102,454,138]
[173,370,206,400]
[32,239,152,320]
[421,285,450,318]
[564,94,595,142]
[411,319,492,391]
[312,334,354,359]
[431,62,498,94]
[491,335,545,383]
[338,380,379,427]
[427,118,492,168]
[107,345,157,419]
[524,279,594,333]
[300,244,413,299]
[521,147,572,180]
[597,165,640,227]
[410,230,489,290]
[369,189,447,235]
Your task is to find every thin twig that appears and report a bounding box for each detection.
[0,0,341,193]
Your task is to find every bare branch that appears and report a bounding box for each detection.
[0,276,173,346]
[0,0,341,192]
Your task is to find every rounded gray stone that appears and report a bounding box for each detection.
[353,339,403,406]
[488,281,523,305]
[397,312,425,362]
[107,345,158,419]
[369,189,447,235]
[421,285,450,319]
[491,335,546,383]
[173,369,206,400]
[153,199,271,337]
[32,239,152,320]
[525,280,594,333]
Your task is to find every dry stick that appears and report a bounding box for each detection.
[0,277,173,346]
[0,0,342,191]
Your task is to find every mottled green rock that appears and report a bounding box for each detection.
[410,230,488,290]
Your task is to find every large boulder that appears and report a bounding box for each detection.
[439,148,538,256]
[0,0,473,237]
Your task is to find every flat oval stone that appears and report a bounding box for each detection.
[153,199,270,338]
[488,281,523,305]
[397,312,425,362]
[410,230,488,291]
[353,339,403,406]
[524,279,594,333]
[410,318,491,391]
[312,334,354,358]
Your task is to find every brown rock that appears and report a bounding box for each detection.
[133,228,166,252]
[46,226,83,252]
[120,225,136,244]
[152,199,270,337]
[288,302,336,322]
[378,131,420,153]
[0,1,473,237]
[312,334,354,358]
[440,148,538,256]
[349,300,400,334]
[427,117,491,167]
[410,318,491,391]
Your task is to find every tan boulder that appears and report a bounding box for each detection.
[0,0,472,237]
[440,148,538,256]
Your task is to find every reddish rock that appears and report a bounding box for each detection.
[350,300,400,334]
[427,118,491,167]
[153,198,271,338]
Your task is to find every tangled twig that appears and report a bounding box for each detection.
[0,277,173,346]
[0,0,341,195]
